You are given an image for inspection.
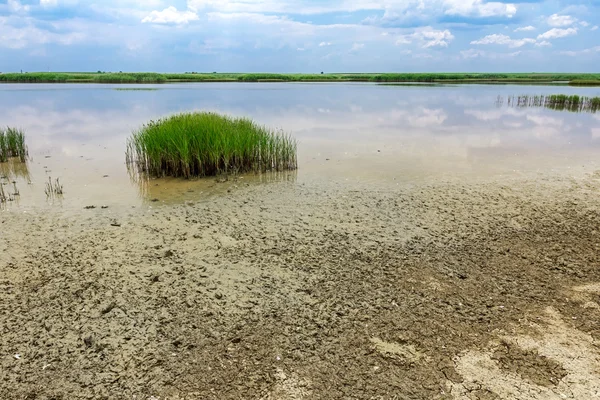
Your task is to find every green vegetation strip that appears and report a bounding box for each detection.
[503,95,600,112]
[0,127,27,163]
[126,112,297,178]
[1,72,600,84]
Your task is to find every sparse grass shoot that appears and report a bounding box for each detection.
[126,112,297,178]
[45,177,64,198]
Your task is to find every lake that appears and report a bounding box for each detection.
[1,82,599,212]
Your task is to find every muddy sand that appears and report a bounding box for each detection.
[2,172,600,399]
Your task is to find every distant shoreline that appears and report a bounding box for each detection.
[1,72,600,86]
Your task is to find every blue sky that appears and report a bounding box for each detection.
[0,0,599,73]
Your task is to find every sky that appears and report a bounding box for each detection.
[0,0,599,73]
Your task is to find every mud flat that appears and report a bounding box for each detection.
[1,169,600,400]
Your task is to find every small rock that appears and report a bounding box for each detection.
[215,293,223,300]
[164,250,174,258]
[101,302,116,315]
[83,336,94,348]
[84,205,96,210]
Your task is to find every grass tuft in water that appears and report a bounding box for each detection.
[126,112,297,178]
[0,127,27,163]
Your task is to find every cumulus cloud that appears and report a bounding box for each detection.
[460,48,523,59]
[535,41,551,47]
[350,43,365,51]
[40,0,58,6]
[537,27,578,40]
[187,0,381,14]
[319,42,332,47]
[559,46,600,57]
[0,19,86,49]
[461,48,485,58]
[470,34,536,48]
[187,0,517,19]
[547,14,577,27]
[142,6,199,24]
[514,26,535,32]
[591,26,598,31]
[396,27,454,48]
[443,0,517,18]
[8,0,30,13]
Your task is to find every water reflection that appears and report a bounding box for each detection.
[0,158,30,182]
[498,95,599,113]
[134,170,297,205]
[0,83,598,211]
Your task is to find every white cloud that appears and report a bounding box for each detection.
[8,0,30,13]
[592,26,599,31]
[461,49,485,58]
[535,41,551,47]
[559,46,600,57]
[470,34,536,48]
[547,14,577,27]
[443,0,517,18]
[460,48,524,59]
[319,42,332,47]
[396,27,454,48]
[142,6,199,24]
[514,26,535,32]
[350,43,365,51]
[579,21,589,27]
[187,0,516,19]
[537,27,578,40]
[187,0,383,14]
[39,0,58,6]
[0,17,86,49]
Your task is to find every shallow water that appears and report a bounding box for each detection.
[0,82,599,212]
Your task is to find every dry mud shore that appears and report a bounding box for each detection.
[2,172,600,399]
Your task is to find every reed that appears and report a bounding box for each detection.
[2,72,600,84]
[44,177,64,198]
[0,127,27,162]
[503,94,599,113]
[0,176,19,204]
[126,112,297,178]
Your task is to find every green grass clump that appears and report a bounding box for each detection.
[94,73,167,83]
[2,72,600,85]
[0,127,27,163]
[126,112,297,178]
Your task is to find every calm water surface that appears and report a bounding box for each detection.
[1,83,599,212]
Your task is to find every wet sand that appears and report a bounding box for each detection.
[2,170,600,399]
